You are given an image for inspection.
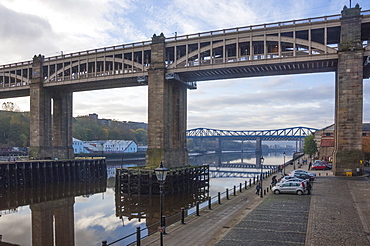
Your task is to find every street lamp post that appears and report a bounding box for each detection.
[260,156,264,198]
[283,152,286,176]
[155,162,168,246]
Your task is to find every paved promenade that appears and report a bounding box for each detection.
[140,165,370,246]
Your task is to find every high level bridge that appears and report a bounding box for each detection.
[0,5,369,175]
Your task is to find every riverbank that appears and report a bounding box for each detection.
[140,163,370,245]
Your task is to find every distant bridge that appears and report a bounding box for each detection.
[186,126,318,141]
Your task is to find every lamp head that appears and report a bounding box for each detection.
[155,162,169,182]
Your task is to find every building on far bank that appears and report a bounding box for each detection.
[314,123,370,161]
[72,138,138,154]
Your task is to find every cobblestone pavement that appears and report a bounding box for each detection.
[306,175,370,246]
[216,171,370,246]
[215,194,311,246]
[140,166,370,246]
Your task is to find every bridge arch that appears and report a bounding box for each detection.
[167,36,337,69]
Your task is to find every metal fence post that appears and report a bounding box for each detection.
[136,227,141,246]
[240,183,242,192]
[233,185,236,196]
[218,192,221,204]
[181,207,185,224]
[245,180,248,190]
[226,188,229,200]
[196,202,200,216]
[208,197,212,210]
[162,216,167,234]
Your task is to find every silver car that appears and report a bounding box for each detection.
[276,178,308,187]
[272,181,305,195]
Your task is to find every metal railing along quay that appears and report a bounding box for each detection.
[102,166,279,246]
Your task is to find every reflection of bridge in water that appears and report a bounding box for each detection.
[208,163,278,179]
[115,166,209,237]
[0,159,107,246]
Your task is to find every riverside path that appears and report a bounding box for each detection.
[140,164,370,246]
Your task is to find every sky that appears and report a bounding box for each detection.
[0,0,370,131]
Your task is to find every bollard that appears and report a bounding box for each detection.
[102,241,107,246]
[245,180,248,190]
[240,183,242,192]
[196,202,200,216]
[267,187,269,193]
[319,173,321,176]
[136,227,141,246]
[250,178,252,187]
[181,207,185,224]
[162,216,167,234]
[233,185,236,196]
[253,177,255,184]
[226,188,229,200]
[326,173,328,176]
[264,189,266,195]
[218,192,221,204]
[208,197,212,210]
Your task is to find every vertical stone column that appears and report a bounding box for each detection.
[255,137,262,167]
[215,137,222,153]
[29,55,53,159]
[31,202,54,246]
[54,198,75,246]
[146,33,188,169]
[334,5,364,176]
[52,90,74,159]
[31,198,75,246]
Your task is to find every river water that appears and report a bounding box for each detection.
[0,151,292,246]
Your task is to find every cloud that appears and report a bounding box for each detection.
[0,4,59,62]
[1,0,370,131]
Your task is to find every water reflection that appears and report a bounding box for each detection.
[0,160,106,246]
[0,152,290,245]
[116,192,209,235]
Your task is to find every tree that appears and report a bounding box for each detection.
[133,128,147,145]
[2,102,20,112]
[362,136,370,159]
[304,134,317,156]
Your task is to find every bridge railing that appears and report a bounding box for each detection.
[165,13,345,43]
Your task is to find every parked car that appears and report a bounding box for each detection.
[272,181,305,195]
[279,176,306,182]
[311,162,331,170]
[291,169,316,177]
[277,177,308,186]
[293,173,315,181]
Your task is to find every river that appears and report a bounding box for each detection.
[0,151,293,246]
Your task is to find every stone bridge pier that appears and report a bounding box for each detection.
[334,5,365,176]
[29,55,74,160]
[146,34,188,169]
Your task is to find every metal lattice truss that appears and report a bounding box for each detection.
[186,127,318,141]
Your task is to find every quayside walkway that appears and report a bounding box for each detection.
[140,165,370,246]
